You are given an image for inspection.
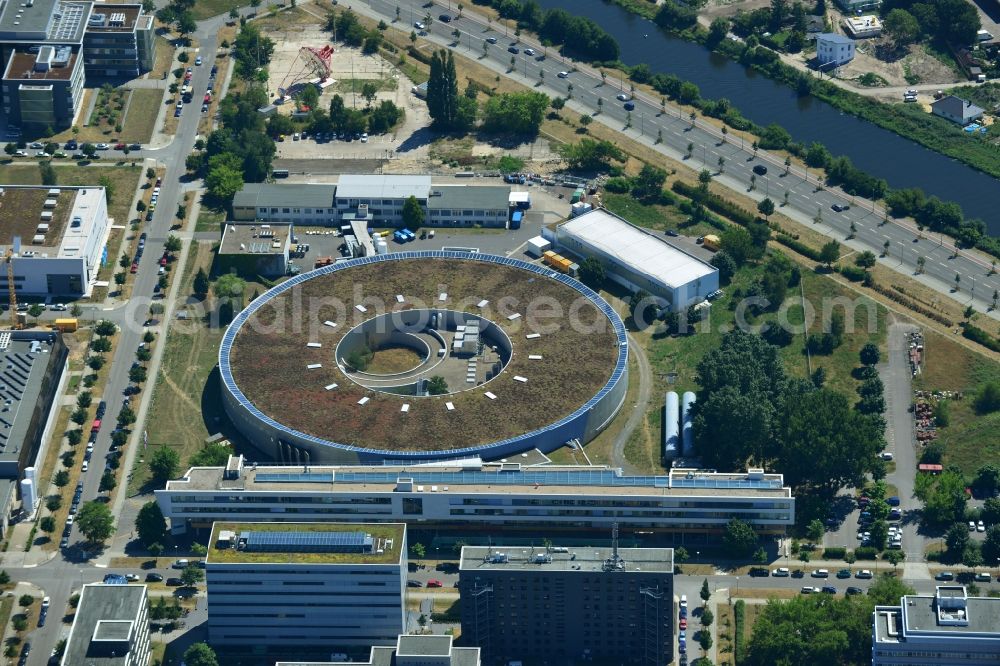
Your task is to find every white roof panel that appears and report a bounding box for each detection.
[559,209,716,290]
[336,175,431,200]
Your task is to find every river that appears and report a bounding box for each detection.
[536,0,1000,234]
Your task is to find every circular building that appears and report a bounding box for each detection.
[220,252,628,464]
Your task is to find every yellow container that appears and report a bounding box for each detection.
[53,318,78,332]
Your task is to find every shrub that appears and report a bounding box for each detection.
[604,177,632,193]
[839,264,867,282]
[854,546,879,560]
[822,547,846,560]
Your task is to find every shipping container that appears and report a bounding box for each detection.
[53,318,78,332]
[510,210,523,230]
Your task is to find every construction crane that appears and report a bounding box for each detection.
[6,241,20,330]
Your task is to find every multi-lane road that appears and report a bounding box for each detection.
[360,0,1000,320]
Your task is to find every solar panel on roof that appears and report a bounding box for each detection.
[242,530,373,553]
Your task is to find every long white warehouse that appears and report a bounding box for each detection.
[553,208,719,311]
[156,457,795,539]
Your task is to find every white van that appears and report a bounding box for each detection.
[679,594,688,607]
[172,559,190,569]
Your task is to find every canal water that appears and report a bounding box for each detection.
[537,0,1000,233]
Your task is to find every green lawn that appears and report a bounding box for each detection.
[190,0,244,20]
[121,88,164,143]
[603,192,719,238]
[913,329,1000,478]
[195,205,227,233]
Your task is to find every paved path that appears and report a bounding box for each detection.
[611,331,652,473]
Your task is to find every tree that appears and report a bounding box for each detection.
[869,519,889,550]
[54,470,69,487]
[723,518,758,557]
[76,501,114,543]
[401,195,425,230]
[745,594,872,665]
[698,631,713,652]
[819,240,840,267]
[806,519,825,543]
[974,464,1000,497]
[427,50,461,130]
[129,365,147,384]
[18,594,33,609]
[27,303,44,324]
[149,446,180,485]
[632,164,668,201]
[39,516,56,534]
[411,542,427,558]
[181,564,204,587]
[38,161,57,186]
[99,470,116,493]
[917,469,968,526]
[710,251,737,285]
[757,197,775,220]
[945,522,970,561]
[578,257,606,289]
[481,92,549,136]
[191,267,209,298]
[974,382,1000,414]
[95,319,117,336]
[0,570,9,585]
[860,343,880,367]
[864,575,913,609]
[183,643,219,666]
[558,139,625,171]
[136,501,167,548]
[700,578,711,604]
[426,376,449,395]
[983,524,1000,563]
[884,8,921,47]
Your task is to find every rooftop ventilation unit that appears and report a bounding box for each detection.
[88,13,105,26]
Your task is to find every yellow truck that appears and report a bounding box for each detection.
[701,234,721,252]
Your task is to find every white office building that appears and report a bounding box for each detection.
[206,521,407,652]
[157,458,794,539]
[62,583,151,666]
[551,208,718,311]
[231,176,511,228]
[0,185,110,296]
[873,586,1000,665]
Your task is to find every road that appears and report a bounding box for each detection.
[16,12,231,663]
[359,0,1000,320]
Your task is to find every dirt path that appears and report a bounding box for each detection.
[611,332,652,473]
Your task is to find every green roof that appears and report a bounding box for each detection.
[208,522,405,565]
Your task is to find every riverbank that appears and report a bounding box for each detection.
[608,0,1000,183]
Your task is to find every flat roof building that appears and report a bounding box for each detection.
[459,543,673,665]
[232,177,511,229]
[61,583,150,666]
[157,458,794,541]
[873,585,1000,665]
[842,15,882,39]
[277,634,481,666]
[82,4,155,78]
[217,222,291,278]
[207,521,407,655]
[553,208,718,311]
[2,46,85,129]
[0,185,110,296]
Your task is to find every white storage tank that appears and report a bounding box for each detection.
[376,240,388,254]
[664,391,679,461]
[681,391,696,457]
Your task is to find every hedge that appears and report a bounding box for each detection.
[733,599,746,663]
[671,181,756,227]
[822,547,847,560]
[773,232,821,262]
[962,323,1000,353]
[854,546,879,560]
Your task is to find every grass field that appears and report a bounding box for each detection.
[120,88,164,143]
[190,0,243,20]
[368,346,423,374]
[913,328,1000,477]
[603,192,718,239]
[127,242,232,494]
[195,203,226,232]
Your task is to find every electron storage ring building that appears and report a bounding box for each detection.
[220,252,628,464]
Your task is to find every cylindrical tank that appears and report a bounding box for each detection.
[20,478,36,516]
[664,391,679,461]
[681,391,696,457]
[376,240,388,254]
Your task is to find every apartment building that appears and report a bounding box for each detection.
[459,543,673,665]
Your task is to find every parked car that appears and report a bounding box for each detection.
[195,56,203,65]
[524,48,535,56]
[95,143,109,150]
[507,46,519,54]
[974,572,991,582]
[977,520,986,532]
[486,36,498,44]
[836,569,851,579]
[811,569,830,578]
[557,71,569,78]
[413,21,425,30]
[146,573,164,582]
[166,578,183,586]
[772,567,789,577]
[821,585,837,594]
[856,569,873,579]
[935,571,955,581]
[172,559,190,569]
[407,580,422,587]
[616,93,629,101]
[846,587,863,595]
[125,574,140,582]
[427,579,443,588]
[800,586,820,594]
